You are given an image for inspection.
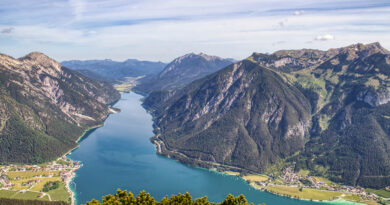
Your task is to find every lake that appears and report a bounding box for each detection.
[68,92,356,205]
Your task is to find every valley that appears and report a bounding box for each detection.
[2,1,390,205]
[1,43,390,205]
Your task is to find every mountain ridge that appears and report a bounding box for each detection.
[135,52,233,94]
[144,42,390,188]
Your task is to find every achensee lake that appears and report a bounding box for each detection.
[68,92,356,205]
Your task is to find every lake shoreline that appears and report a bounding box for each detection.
[68,92,377,205]
[63,92,131,205]
[215,170,363,204]
[64,102,120,205]
[149,127,373,205]
[64,124,104,205]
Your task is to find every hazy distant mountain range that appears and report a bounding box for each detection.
[0,52,119,164]
[134,53,234,93]
[144,42,390,188]
[61,59,167,83]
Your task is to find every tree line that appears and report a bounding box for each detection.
[86,189,265,205]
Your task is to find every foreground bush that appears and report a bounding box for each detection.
[86,189,264,205]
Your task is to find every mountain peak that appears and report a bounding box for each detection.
[162,53,229,76]
[136,53,232,92]
[329,42,390,58]
[20,51,52,61]
[250,49,329,72]
[19,52,62,73]
[174,52,224,62]
[198,52,224,61]
[345,42,386,52]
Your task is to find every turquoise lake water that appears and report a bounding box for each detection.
[68,92,359,205]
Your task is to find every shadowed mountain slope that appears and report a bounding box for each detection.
[144,42,390,188]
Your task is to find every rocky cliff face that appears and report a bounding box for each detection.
[0,52,120,164]
[145,42,390,188]
[135,53,233,93]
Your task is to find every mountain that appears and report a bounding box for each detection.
[61,59,166,83]
[0,52,120,164]
[134,53,233,93]
[144,42,390,188]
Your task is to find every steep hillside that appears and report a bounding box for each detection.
[0,52,120,164]
[290,43,390,188]
[147,60,312,172]
[61,59,166,83]
[135,53,233,93]
[145,42,390,188]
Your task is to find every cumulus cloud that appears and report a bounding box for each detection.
[314,34,335,41]
[1,27,13,34]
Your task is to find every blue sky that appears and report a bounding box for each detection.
[1,0,390,62]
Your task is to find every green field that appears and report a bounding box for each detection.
[223,171,240,176]
[30,178,62,192]
[365,188,390,198]
[10,178,32,190]
[242,174,269,183]
[7,171,60,180]
[0,190,49,201]
[47,182,71,203]
[342,194,362,202]
[3,169,70,203]
[1,180,69,203]
[266,185,342,201]
[114,76,142,92]
[311,176,338,186]
[298,169,310,177]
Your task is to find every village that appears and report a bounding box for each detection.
[242,166,390,204]
[0,156,80,202]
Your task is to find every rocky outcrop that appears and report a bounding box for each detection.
[357,88,390,107]
[251,49,331,72]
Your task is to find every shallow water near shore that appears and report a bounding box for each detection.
[68,92,359,205]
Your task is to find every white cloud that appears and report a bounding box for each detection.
[314,34,335,41]
[294,10,305,16]
[69,0,86,21]
[0,0,390,61]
